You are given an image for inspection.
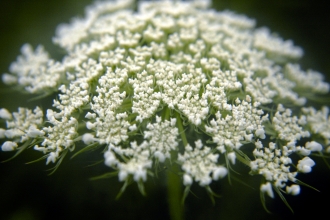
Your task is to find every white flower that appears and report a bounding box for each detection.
[284,64,329,94]
[144,116,179,162]
[0,108,12,120]
[205,96,267,153]
[0,107,44,143]
[46,151,60,165]
[1,141,18,151]
[82,133,97,145]
[212,167,228,180]
[178,140,227,186]
[3,44,65,94]
[260,182,274,198]
[305,141,322,152]
[183,174,193,186]
[251,141,298,190]
[0,0,329,210]
[302,106,330,145]
[272,104,310,143]
[297,157,315,173]
[286,184,300,196]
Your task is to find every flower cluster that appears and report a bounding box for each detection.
[1,0,329,212]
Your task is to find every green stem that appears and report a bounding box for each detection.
[176,111,188,146]
[166,110,186,220]
[167,162,184,220]
[162,106,171,121]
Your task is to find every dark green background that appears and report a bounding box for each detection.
[0,0,330,219]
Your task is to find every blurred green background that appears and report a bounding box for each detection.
[0,0,330,219]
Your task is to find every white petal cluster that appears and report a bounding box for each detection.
[53,59,104,118]
[53,0,134,51]
[178,140,227,186]
[0,107,44,146]
[251,139,319,197]
[284,64,329,94]
[104,117,179,182]
[35,109,78,164]
[205,96,267,153]
[86,68,130,145]
[302,106,330,146]
[144,116,179,162]
[116,141,152,182]
[2,44,65,93]
[253,28,303,62]
[244,77,277,104]
[129,70,161,122]
[251,141,298,194]
[296,141,323,156]
[272,104,310,144]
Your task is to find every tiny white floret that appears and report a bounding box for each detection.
[297,157,315,173]
[212,167,228,180]
[0,108,12,120]
[183,174,193,186]
[82,133,96,145]
[305,141,322,152]
[286,184,300,195]
[260,182,274,198]
[1,141,18,151]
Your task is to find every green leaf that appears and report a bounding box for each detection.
[317,151,330,169]
[28,91,54,101]
[234,149,251,166]
[231,175,255,190]
[295,179,320,192]
[89,171,119,181]
[47,149,68,175]
[2,140,32,163]
[181,185,191,204]
[25,155,48,164]
[116,178,132,200]
[273,186,294,213]
[84,159,104,167]
[137,180,147,196]
[70,142,101,159]
[205,186,220,205]
[224,155,232,185]
[260,189,272,214]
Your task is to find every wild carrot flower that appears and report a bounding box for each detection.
[1,0,329,215]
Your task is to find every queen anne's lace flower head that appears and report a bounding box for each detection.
[1,0,329,213]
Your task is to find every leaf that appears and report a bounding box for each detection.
[260,189,272,214]
[295,179,320,192]
[70,143,101,159]
[84,159,104,167]
[181,185,191,204]
[116,178,132,200]
[234,149,251,166]
[89,171,118,181]
[137,180,147,196]
[317,151,330,169]
[205,186,220,205]
[25,155,48,164]
[47,149,68,175]
[224,155,232,185]
[273,186,294,213]
[28,91,54,101]
[2,140,32,163]
[231,175,255,190]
